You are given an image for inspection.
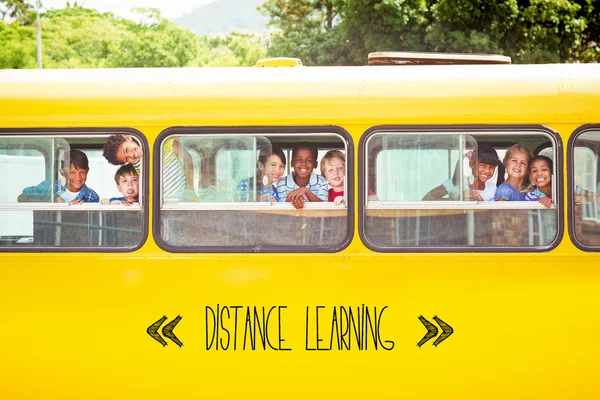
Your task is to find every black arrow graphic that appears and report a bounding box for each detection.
[417,315,438,347]
[432,316,454,347]
[162,315,183,347]
[417,315,454,347]
[147,316,168,347]
[146,316,183,347]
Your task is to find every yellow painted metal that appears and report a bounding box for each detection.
[1,64,600,399]
[255,57,303,67]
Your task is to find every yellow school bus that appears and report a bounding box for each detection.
[1,56,600,399]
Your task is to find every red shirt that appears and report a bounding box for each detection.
[328,189,343,202]
[328,189,375,202]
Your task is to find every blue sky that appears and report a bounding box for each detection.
[42,0,216,19]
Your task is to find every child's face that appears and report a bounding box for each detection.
[116,135,143,164]
[65,164,88,192]
[529,159,551,189]
[260,154,285,184]
[116,173,139,200]
[505,150,529,179]
[474,161,495,183]
[323,157,345,190]
[292,148,316,180]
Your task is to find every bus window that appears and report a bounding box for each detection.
[571,127,600,249]
[0,133,146,251]
[361,128,560,251]
[155,129,352,252]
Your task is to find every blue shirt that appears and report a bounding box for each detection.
[276,172,329,203]
[236,178,279,202]
[21,180,99,203]
[494,182,526,201]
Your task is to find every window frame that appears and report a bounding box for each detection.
[0,128,149,253]
[153,126,354,253]
[359,124,564,253]
[568,124,600,252]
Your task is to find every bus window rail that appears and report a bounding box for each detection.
[366,201,554,210]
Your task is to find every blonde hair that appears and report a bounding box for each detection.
[320,150,345,175]
[503,144,533,192]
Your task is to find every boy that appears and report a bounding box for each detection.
[18,149,99,204]
[321,150,346,205]
[277,143,328,210]
[100,164,139,205]
[102,134,143,167]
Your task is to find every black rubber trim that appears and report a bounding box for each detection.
[567,124,600,252]
[153,126,354,253]
[358,124,564,253]
[0,128,149,253]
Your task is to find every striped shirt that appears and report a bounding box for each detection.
[276,172,329,203]
[525,188,548,201]
[162,138,186,202]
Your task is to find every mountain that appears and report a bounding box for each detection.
[173,0,268,36]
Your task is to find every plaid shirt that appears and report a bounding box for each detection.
[276,172,328,203]
[21,180,99,203]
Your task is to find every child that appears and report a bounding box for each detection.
[18,149,99,204]
[321,150,346,205]
[102,134,143,167]
[525,155,553,208]
[494,144,533,201]
[423,146,503,201]
[100,164,139,205]
[277,143,328,209]
[237,147,286,202]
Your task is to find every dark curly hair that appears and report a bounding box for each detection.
[103,134,127,165]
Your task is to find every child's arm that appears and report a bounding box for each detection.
[422,184,448,200]
[17,180,53,202]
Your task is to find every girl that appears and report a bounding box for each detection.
[494,144,533,201]
[422,146,503,201]
[525,155,553,208]
[236,146,286,202]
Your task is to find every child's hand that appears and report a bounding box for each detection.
[287,188,308,209]
[123,196,137,206]
[71,199,85,205]
[286,187,308,210]
[333,195,344,206]
[100,198,110,205]
[539,197,553,208]
[464,189,483,201]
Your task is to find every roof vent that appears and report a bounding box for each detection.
[255,57,303,67]
[368,52,511,65]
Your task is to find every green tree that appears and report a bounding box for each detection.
[40,6,129,68]
[0,20,36,68]
[574,0,600,61]
[261,0,598,64]
[342,0,430,64]
[197,31,268,66]
[107,8,199,68]
[260,0,350,65]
